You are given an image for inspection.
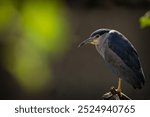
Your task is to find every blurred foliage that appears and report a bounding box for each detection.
[140,10,150,28]
[0,1,16,31]
[0,0,70,92]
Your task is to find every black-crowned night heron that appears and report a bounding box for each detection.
[78,29,145,96]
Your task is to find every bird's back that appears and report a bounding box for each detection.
[101,30,145,89]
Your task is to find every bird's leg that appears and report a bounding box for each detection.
[117,78,122,97]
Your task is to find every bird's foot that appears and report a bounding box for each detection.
[110,86,122,98]
[102,86,131,100]
[116,89,122,97]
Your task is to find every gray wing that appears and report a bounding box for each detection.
[107,31,145,89]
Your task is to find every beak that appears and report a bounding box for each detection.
[78,37,93,48]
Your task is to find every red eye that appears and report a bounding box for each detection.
[95,34,100,38]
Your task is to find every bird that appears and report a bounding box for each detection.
[78,29,145,96]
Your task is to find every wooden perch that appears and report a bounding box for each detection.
[102,87,131,100]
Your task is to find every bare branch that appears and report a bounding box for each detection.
[102,87,131,100]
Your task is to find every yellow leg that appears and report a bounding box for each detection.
[117,78,122,97]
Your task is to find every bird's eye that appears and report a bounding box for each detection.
[95,34,100,38]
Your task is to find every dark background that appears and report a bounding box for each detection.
[0,0,150,99]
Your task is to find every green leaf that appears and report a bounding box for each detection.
[140,10,150,28]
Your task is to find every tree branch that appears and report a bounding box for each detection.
[102,87,131,100]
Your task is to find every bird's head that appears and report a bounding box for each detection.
[78,29,110,47]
